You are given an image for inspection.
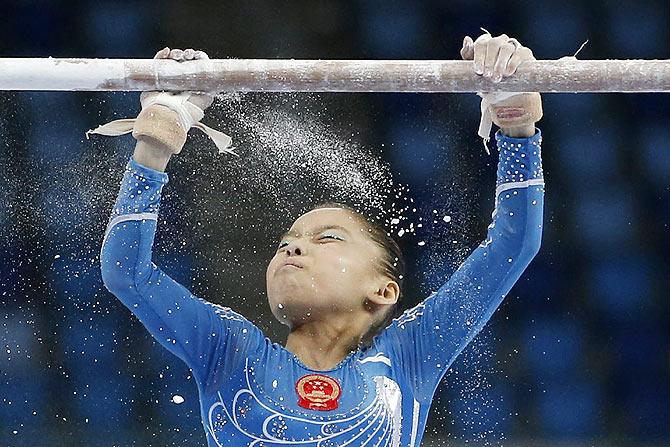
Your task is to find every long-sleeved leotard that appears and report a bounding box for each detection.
[100,129,544,447]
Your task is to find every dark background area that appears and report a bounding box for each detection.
[1,0,669,446]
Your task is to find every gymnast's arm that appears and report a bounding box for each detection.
[381,127,544,401]
[379,33,544,402]
[100,48,264,385]
[100,139,265,386]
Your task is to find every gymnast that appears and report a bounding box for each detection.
[100,31,544,446]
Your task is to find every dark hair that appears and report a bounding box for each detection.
[310,202,406,338]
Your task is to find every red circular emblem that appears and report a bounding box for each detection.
[295,374,341,411]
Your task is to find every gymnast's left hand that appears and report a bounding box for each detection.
[461,32,543,138]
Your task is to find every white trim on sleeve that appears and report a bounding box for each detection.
[496,178,545,197]
[102,212,158,248]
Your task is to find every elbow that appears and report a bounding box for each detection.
[101,261,131,297]
[100,250,136,297]
[517,227,543,267]
[99,223,154,298]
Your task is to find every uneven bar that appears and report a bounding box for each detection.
[0,58,668,93]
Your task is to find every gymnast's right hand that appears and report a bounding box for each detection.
[132,47,215,156]
[141,47,215,112]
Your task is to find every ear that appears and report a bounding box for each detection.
[367,279,400,306]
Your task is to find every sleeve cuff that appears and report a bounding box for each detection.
[128,156,170,185]
[111,157,169,217]
[495,127,543,186]
[494,127,542,146]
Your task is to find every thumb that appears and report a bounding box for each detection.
[460,36,474,60]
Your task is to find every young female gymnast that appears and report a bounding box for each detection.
[100,31,544,446]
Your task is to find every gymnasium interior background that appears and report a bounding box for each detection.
[1,0,669,445]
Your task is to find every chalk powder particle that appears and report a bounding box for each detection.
[209,93,416,229]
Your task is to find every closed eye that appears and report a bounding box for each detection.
[320,234,344,241]
[276,233,343,250]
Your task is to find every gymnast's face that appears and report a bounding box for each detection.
[266,208,386,328]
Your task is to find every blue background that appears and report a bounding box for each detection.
[1,0,669,446]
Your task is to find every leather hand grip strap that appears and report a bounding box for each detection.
[86,91,236,156]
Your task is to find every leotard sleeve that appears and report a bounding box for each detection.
[378,129,544,403]
[100,157,265,385]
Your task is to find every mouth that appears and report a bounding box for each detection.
[280,260,304,270]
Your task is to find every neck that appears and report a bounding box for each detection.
[284,314,371,371]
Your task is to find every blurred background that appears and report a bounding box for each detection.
[1,0,669,446]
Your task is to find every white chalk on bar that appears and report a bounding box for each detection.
[0,58,668,93]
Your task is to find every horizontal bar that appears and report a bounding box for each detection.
[0,58,669,93]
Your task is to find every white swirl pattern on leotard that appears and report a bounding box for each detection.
[207,359,403,446]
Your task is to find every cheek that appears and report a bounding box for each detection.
[327,252,355,274]
[332,255,374,280]
[266,255,279,280]
[334,256,348,274]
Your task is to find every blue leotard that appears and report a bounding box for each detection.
[100,129,544,446]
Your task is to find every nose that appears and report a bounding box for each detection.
[284,240,303,256]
